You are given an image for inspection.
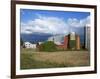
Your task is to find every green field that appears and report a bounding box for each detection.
[20,48,90,69]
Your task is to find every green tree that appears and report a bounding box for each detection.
[40,41,57,52]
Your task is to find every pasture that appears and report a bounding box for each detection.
[20,48,90,69]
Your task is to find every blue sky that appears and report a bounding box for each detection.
[20,9,90,35]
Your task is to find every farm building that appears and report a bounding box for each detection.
[23,32,81,50]
[47,32,81,50]
[23,42,36,48]
[47,34,64,43]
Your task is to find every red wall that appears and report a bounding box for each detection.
[56,36,68,50]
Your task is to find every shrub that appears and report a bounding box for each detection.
[40,41,57,52]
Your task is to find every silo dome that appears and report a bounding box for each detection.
[71,32,75,35]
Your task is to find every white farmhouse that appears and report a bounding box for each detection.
[24,42,36,49]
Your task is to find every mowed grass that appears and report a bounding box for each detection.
[20,48,90,69]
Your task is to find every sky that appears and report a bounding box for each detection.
[20,9,90,35]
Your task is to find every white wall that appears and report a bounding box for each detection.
[0,0,99,79]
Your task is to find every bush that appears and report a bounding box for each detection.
[40,41,57,52]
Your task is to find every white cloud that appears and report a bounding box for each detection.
[80,16,90,26]
[67,16,90,28]
[21,14,90,34]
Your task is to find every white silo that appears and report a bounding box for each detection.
[85,24,90,50]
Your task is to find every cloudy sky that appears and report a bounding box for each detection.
[20,9,90,35]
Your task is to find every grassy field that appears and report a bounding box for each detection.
[20,48,90,69]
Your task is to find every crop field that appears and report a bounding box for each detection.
[20,48,90,69]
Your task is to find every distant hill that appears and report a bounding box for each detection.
[21,27,85,44]
[21,33,52,43]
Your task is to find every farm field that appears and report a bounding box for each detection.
[20,48,90,69]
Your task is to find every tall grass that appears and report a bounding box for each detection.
[20,53,72,69]
[20,48,90,69]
